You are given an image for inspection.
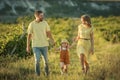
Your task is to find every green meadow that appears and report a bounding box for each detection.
[0,16,120,80]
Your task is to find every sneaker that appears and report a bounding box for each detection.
[45,65,49,76]
[82,67,85,73]
[45,73,49,77]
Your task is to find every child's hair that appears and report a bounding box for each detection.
[81,15,91,27]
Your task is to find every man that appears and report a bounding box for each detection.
[26,10,54,76]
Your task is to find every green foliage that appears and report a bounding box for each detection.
[0,16,120,80]
[0,16,120,57]
[0,23,28,57]
[0,44,120,80]
[92,16,120,43]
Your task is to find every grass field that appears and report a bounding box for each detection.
[0,43,120,80]
[0,16,120,80]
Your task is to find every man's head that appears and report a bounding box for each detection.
[34,10,44,21]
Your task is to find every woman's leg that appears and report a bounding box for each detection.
[80,54,85,70]
[40,47,49,76]
[84,59,89,74]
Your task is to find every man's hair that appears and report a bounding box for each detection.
[34,10,43,16]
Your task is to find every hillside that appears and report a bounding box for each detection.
[0,0,120,23]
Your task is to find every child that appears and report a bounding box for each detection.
[56,39,70,75]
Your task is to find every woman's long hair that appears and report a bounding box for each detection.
[81,15,91,27]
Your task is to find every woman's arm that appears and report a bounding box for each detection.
[90,32,94,54]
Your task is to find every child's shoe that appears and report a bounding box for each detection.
[82,67,85,74]
[60,70,64,75]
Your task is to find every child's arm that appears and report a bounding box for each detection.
[69,36,79,48]
[54,46,60,53]
[69,42,76,49]
[74,36,80,42]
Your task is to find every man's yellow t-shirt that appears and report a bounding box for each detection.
[27,20,50,47]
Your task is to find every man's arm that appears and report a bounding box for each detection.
[46,31,55,45]
[26,34,32,53]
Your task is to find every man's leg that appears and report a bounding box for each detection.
[41,47,49,76]
[33,47,41,76]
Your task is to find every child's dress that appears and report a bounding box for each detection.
[77,24,93,59]
[60,46,70,64]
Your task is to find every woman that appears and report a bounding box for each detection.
[75,15,94,74]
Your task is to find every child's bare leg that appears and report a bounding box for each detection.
[64,64,68,73]
[60,62,64,74]
[80,54,85,72]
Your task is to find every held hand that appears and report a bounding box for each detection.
[69,46,72,49]
[54,47,60,53]
[53,40,56,46]
[73,36,80,42]
[70,42,76,48]
[69,44,73,49]
[52,40,56,46]
[49,39,55,46]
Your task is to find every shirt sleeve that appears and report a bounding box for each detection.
[27,23,33,34]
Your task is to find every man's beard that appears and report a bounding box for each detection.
[39,17,43,21]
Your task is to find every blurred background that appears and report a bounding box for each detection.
[0,0,120,80]
[0,0,120,23]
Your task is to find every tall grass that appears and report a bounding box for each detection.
[0,16,120,80]
[0,43,120,80]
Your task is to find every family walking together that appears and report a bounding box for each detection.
[26,10,94,76]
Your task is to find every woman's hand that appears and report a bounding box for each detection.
[70,42,76,48]
[73,36,80,42]
[90,46,94,54]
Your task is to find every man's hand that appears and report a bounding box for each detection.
[26,34,31,54]
[49,38,55,46]
[26,46,30,53]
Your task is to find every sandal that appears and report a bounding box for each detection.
[82,67,85,73]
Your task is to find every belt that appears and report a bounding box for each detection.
[80,38,90,40]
